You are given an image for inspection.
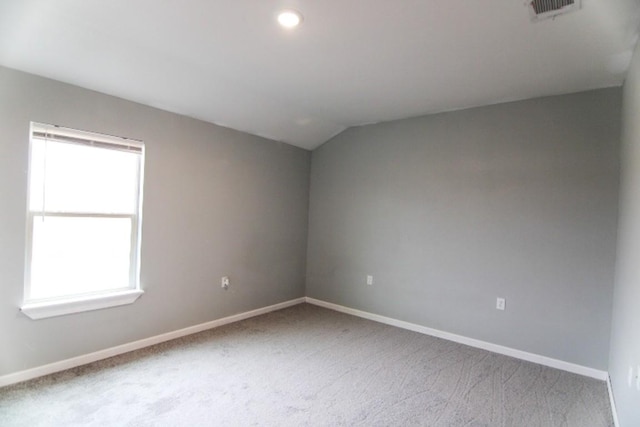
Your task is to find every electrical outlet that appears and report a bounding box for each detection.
[366,275,374,285]
[221,276,230,290]
[496,297,506,311]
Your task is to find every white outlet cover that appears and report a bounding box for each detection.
[496,298,506,310]
[366,275,373,285]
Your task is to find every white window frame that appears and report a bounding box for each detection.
[21,123,145,320]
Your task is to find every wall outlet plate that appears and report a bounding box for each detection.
[221,276,230,290]
[366,275,373,285]
[496,297,506,311]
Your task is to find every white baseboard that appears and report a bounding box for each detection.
[0,297,306,388]
[1,296,610,389]
[607,375,620,427]
[305,297,608,381]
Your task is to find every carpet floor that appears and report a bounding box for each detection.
[0,303,613,426]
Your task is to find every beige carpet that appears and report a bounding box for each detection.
[0,304,613,426]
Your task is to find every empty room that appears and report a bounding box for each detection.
[1,1,639,426]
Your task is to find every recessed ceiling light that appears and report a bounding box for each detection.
[277,10,303,28]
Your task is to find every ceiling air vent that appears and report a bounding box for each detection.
[529,0,580,21]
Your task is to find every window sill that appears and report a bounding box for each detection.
[21,289,144,320]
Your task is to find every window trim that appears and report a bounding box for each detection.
[22,123,145,319]
[21,289,144,320]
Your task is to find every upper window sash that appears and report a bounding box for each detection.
[28,123,144,215]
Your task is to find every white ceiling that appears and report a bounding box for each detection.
[1,1,639,150]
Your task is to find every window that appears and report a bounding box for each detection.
[21,123,145,319]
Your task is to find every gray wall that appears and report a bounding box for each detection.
[0,66,310,377]
[307,89,620,370]
[609,42,640,426]
[0,62,625,387]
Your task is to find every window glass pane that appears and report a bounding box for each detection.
[29,139,139,214]
[29,216,132,300]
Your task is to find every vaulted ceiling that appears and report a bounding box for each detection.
[1,1,639,150]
